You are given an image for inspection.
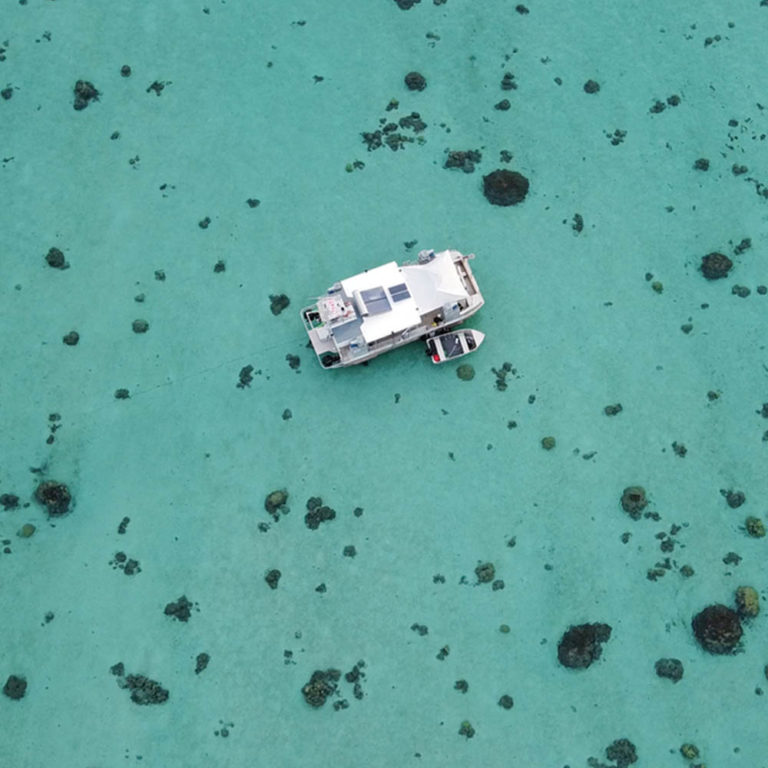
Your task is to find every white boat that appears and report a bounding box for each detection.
[426,328,485,364]
[301,249,484,369]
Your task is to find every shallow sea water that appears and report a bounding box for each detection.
[1,1,767,766]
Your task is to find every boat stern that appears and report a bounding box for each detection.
[301,305,342,368]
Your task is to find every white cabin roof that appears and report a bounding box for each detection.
[341,262,421,343]
[338,251,469,344]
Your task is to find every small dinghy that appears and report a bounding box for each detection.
[426,328,485,364]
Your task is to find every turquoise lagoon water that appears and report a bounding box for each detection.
[1,1,767,766]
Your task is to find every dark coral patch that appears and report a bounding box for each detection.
[124,674,169,705]
[620,486,647,519]
[654,657,684,682]
[3,675,27,700]
[302,668,340,707]
[404,71,427,91]
[45,247,68,269]
[73,80,99,110]
[270,294,290,316]
[34,480,71,517]
[557,622,612,669]
[164,595,195,622]
[691,603,743,654]
[700,252,733,280]
[482,169,529,206]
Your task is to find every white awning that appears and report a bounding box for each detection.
[401,251,467,313]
